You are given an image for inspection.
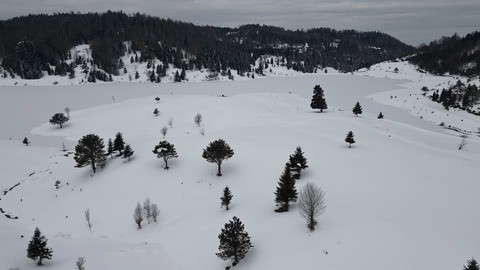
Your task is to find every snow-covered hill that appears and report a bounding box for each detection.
[0,63,479,270]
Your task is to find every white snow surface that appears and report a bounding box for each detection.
[0,61,479,270]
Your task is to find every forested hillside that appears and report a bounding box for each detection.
[409,32,480,77]
[0,11,414,81]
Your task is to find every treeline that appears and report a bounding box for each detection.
[428,80,480,114]
[409,31,480,77]
[0,11,414,80]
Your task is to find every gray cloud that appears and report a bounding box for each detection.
[0,0,478,45]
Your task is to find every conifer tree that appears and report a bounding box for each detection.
[289,146,308,180]
[23,137,30,146]
[152,140,178,170]
[153,108,159,117]
[216,216,253,267]
[464,258,480,270]
[274,163,298,212]
[155,97,160,103]
[221,186,233,211]
[74,134,107,173]
[377,112,384,119]
[352,102,363,116]
[202,139,234,176]
[345,131,356,148]
[113,132,125,155]
[49,112,69,128]
[310,84,328,112]
[27,227,53,266]
[122,144,134,161]
[107,138,114,157]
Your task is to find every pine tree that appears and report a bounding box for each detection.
[464,258,480,270]
[216,216,253,267]
[23,137,30,146]
[122,144,134,161]
[49,112,69,128]
[274,163,298,212]
[135,71,140,79]
[202,139,234,176]
[289,146,308,180]
[107,138,114,157]
[27,227,53,266]
[352,102,363,116]
[74,134,107,173]
[377,112,384,119]
[153,108,159,117]
[152,140,178,170]
[113,132,125,155]
[310,84,328,112]
[155,96,160,103]
[345,131,355,148]
[221,186,233,211]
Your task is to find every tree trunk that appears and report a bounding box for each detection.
[37,258,43,266]
[164,158,169,170]
[217,162,222,176]
[91,162,96,173]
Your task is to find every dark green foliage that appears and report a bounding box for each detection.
[274,163,298,212]
[202,139,234,176]
[289,146,308,180]
[153,108,159,117]
[345,131,356,148]
[23,137,30,146]
[464,258,480,270]
[377,112,384,119]
[49,113,69,128]
[107,138,114,157]
[153,140,178,170]
[74,134,107,173]
[113,132,125,155]
[27,227,52,266]
[0,12,413,80]
[352,102,363,116]
[410,31,480,77]
[221,186,233,211]
[310,85,328,112]
[155,97,160,103]
[122,144,134,161]
[216,216,253,267]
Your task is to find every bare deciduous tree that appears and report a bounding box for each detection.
[75,257,86,270]
[199,128,205,136]
[168,118,173,128]
[151,203,160,223]
[64,107,71,118]
[298,183,326,231]
[194,113,202,126]
[143,198,152,224]
[85,209,92,232]
[134,202,143,229]
[161,126,168,138]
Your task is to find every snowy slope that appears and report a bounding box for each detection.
[1,73,479,270]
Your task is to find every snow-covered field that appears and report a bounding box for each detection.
[0,61,479,270]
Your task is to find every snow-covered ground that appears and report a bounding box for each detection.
[0,61,479,270]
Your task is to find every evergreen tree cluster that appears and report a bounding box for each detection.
[410,31,480,77]
[429,81,480,113]
[0,12,414,80]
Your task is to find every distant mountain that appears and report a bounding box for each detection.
[409,32,480,77]
[0,11,414,81]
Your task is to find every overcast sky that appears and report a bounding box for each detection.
[0,0,478,46]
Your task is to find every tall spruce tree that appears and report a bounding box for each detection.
[202,139,234,176]
[274,163,298,212]
[216,216,253,267]
[352,101,363,116]
[310,85,328,112]
[345,131,356,148]
[152,140,178,170]
[113,132,125,155]
[23,137,30,146]
[74,134,107,173]
[464,258,480,270]
[289,146,308,180]
[27,227,53,266]
[221,186,233,211]
[107,138,114,158]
